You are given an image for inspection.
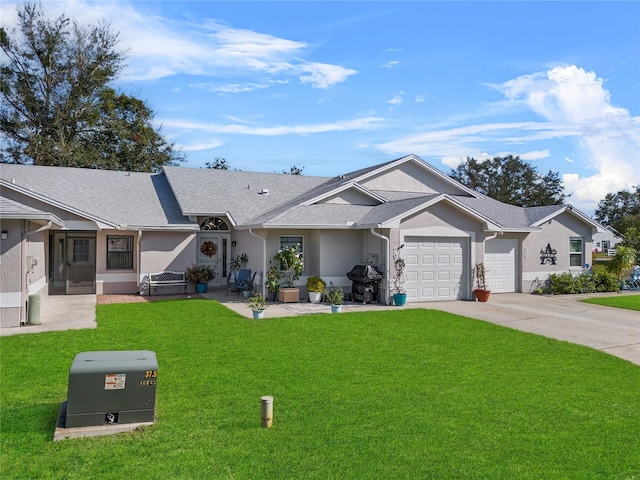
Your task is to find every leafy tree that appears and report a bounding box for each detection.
[619,226,640,264]
[205,158,230,170]
[283,165,304,175]
[450,155,566,207]
[594,186,640,233]
[0,2,181,171]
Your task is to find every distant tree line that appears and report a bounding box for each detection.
[0,2,182,171]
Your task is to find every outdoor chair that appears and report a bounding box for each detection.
[627,266,640,290]
[228,269,251,298]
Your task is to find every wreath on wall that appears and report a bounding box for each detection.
[201,241,218,257]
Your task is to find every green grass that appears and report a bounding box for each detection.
[2,299,639,479]
[582,294,640,311]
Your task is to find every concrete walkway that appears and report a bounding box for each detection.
[2,290,638,366]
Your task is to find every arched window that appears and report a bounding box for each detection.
[200,217,229,231]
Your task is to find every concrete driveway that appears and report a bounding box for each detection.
[3,290,638,366]
[425,292,640,366]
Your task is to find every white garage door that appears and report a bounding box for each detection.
[404,236,468,301]
[485,238,517,293]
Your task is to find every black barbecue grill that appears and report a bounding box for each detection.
[346,265,383,304]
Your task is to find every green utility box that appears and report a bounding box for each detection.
[64,351,158,428]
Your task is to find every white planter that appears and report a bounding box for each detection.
[331,304,342,313]
[252,310,265,319]
[308,291,322,303]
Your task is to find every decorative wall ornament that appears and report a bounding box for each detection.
[540,243,557,265]
[201,241,218,257]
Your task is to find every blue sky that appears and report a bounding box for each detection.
[2,1,639,215]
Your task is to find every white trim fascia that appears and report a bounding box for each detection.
[349,154,482,199]
[0,292,22,308]
[1,181,118,229]
[489,227,541,233]
[239,222,357,230]
[123,225,199,232]
[301,181,386,206]
[0,211,65,227]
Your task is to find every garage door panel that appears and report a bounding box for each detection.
[485,238,517,293]
[421,255,435,265]
[405,236,469,302]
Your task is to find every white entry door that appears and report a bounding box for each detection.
[485,238,517,293]
[197,233,227,287]
[404,236,469,301]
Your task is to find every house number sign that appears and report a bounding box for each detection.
[540,243,557,265]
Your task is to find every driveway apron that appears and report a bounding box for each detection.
[427,293,639,366]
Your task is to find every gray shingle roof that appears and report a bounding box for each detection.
[0,196,65,226]
[163,166,330,225]
[0,164,194,229]
[0,159,592,233]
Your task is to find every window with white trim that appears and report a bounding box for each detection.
[279,235,304,270]
[569,237,583,267]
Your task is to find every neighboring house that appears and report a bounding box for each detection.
[592,224,622,254]
[0,155,604,328]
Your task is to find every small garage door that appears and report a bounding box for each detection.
[404,236,468,301]
[485,238,517,293]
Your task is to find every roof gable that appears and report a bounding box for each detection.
[354,155,480,198]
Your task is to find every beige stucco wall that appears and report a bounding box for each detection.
[139,231,196,294]
[1,219,23,327]
[0,220,49,327]
[258,228,377,296]
[522,212,594,291]
[95,230,140,295]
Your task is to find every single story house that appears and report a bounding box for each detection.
[1,154,604,328]
[592,225,622,254]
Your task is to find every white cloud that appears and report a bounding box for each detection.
[387,92,404,109]
[519,150,550,161]
[496,66,639,206]
[377,65,640,210]
[180,139,224,152]
[2,0,356,88]
[298,62,357,89]
[160,116,384,136]
[381,60,400,69]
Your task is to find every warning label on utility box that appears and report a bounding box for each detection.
[104,373,126,390]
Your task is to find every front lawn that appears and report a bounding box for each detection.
[582,294,640,311]
[2,300,639,479]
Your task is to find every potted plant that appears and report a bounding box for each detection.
[242,273,255,298]
[306,276,326,303]
[246,293,268,319]
[391,256,407,306]
[324,285,344,313]
[264,265,281,301]
[473,262,491,302]
[186,264,216,293]
[273,245,304,302]
[230,253,249,272]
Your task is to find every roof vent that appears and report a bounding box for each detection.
[261,188,269,195]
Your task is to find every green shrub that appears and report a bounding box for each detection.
[547,271,619,295]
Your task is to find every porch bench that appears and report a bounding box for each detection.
[148,271,187,296]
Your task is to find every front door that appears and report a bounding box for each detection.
[67,235,96,294]
[197,233,228,287]
[50,232,97,295]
